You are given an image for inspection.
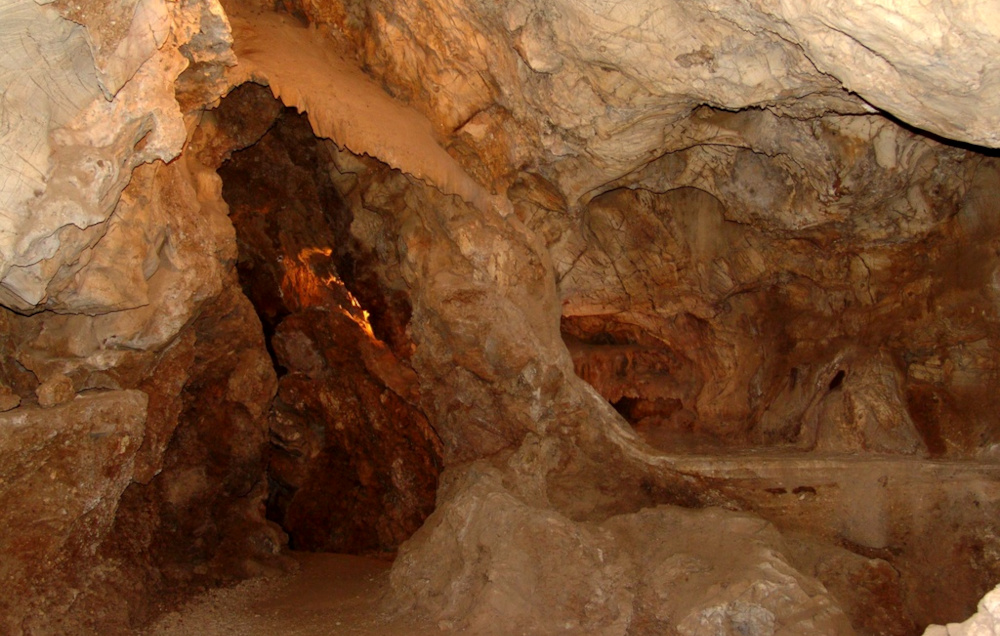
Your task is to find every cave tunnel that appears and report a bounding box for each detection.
[3,0,1000,635]
[212,83,442,556]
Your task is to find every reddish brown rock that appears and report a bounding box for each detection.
[35,372,76,408]
[0,384,21,412]
[0,390,147,634]
[215,102,441,554]
[268,306,441,554]
[84,284,283,631]
[0,118,284,632]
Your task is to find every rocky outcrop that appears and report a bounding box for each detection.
[0,3,285,628]
[0,391,146,634]
[91,284,283,627]
[267,307,441,553]
[215,101,441,554]
[389,460,854,635]
[0,0,234,313]
[551,142,999,457]
[0,158,283,631]
[291,0,1000,200]
[224,6,510,216]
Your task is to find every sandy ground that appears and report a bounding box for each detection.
[143,552,442,636]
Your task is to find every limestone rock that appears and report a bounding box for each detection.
[0,383,21,412]
[35,372,76,408]
[2,0,1000,633]
[225,6,510,216]
[0,0,234,314]
[83,285,282,631]
[388,462,853,635]
[311,0,1000,206]
[215,105,441,553]
[268,308,441,554]
[923,584,1000,636]
[0,81,282,631]
[550,148,995,454]
[0,390,147,634]
[784,534,914,635]
[190,82,284,170]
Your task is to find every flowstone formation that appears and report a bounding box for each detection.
[1,0,1000,634]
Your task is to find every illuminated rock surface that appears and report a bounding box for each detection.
[1,0,999,633]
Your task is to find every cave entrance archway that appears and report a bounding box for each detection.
[209,82,441,555]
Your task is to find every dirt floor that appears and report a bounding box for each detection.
[143,553,442,636]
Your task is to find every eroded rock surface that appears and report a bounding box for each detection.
[0,7,283,625]
[0,0,235,313]
[217,102,442,554]
[285,0,1000,200]
[2,0,1000,633]
[548,124,998,458]
[0,391,146,633]
[390,461,854,635]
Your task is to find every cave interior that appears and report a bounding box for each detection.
[1,0,1000,634]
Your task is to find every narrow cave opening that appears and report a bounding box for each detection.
[210,83,442,556]
[828,369,846,391]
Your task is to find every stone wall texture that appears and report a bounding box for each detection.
[2,0,1000,633]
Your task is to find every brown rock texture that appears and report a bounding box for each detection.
[546,120,998,458]
[0,152,284,631]
[216,101,442,555]
[267,308,440,553]
[0,391,147,633]
[92,284,283,626]
[2,0,1000,633]
[0,14,284,626]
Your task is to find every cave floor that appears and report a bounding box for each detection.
[142,452,999,635]
[143,552,440,636]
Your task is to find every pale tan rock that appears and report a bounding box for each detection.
[225,8,510,217]
[749,0,1000,149]
[35,373,76,408]
[389,462,853,635]
[0,0,234,314]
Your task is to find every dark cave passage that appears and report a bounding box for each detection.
[213,84,441,555]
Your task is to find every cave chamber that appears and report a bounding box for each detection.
[1,0,1000,634]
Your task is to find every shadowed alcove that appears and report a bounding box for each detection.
[210,83,442,555]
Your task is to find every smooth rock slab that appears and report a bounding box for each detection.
[388,462,853,635]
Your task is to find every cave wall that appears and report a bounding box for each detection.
[2,0,1000,633]
[0,1,287,631]
[551,122,1000,456]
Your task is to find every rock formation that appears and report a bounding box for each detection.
[1,0,999,634]
[924,584,1000,636]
